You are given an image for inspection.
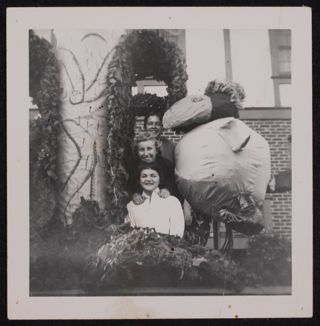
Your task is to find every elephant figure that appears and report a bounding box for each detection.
[163,80,271,249]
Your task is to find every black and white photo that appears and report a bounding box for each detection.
[7,7,312,319]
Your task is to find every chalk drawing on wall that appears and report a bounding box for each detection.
[54,30,124,224]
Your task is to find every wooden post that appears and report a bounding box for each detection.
[213,220,220,249]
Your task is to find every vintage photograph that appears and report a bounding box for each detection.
[7,7,312,319]
[28,27,292,296]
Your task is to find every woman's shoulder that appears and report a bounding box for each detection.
[127,200,135,210]
[161,195,181,205]
[160,136,175,146]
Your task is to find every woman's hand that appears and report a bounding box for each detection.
[132,193,146,205]
[159,188,170,199]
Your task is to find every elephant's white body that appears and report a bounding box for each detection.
[174,117,271,219]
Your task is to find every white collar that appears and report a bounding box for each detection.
[142,188,160,200]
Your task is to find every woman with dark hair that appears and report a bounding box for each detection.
[126,161,185,237]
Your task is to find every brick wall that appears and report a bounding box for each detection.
[135,116,292,239]
[245,119,291,239]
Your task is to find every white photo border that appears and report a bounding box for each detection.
[7,7,312,319]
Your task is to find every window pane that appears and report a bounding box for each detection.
[276,30,291,47]
[278,48,291,61]
[279,62,291,74]
[143,86,167,96]
[278,46,291,75]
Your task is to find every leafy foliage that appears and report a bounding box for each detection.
[30,218,292,293]
[90,227,255,292]
[243,231,292,285]
[70,197,111,232]
[129,30,188,105]
[103,30,188,223]
[130,93,168,116]
[29,30,62,234]
[197,252,257,291]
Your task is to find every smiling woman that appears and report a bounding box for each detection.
[140,168,161,195]
[127,131,181,202]
[126,161,185,238]
[137,139,158,164]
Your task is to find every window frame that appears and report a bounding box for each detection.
[269,30,292,107]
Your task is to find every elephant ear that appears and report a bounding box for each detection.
[217,118,251,153]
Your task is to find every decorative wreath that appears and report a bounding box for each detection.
[29,30,62,232]
[103,30,188,223]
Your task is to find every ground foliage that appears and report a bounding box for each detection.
[103,30,188,224]
[71,197,111,231]
[29,30,62,236]
[91,227,257,292]
[30,198,112,292]
[30,200,292,293]
[243,231,292,285]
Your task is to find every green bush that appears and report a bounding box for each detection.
[243,231,292,286]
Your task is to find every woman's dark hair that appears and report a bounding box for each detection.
[137,161,165,184]
[143,111,163,129]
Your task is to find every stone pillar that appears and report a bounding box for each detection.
[54,29,125,225]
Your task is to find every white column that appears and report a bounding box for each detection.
[54,29,124,224]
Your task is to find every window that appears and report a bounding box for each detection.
[269,30,291,106]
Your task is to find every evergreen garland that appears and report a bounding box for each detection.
[130,93,167,116]
[29,30,62,233]
[103,30,188,223]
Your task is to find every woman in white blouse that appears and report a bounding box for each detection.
[126,161,185,238]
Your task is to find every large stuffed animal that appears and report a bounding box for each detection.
[163,80,271,249]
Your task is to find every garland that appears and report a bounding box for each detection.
[130,93,168,117]
[103,30,188,223]
[29,30,62,234]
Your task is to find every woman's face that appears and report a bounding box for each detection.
[137,140,157,163]
[140,168,160,193]
[146,115,162,136]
